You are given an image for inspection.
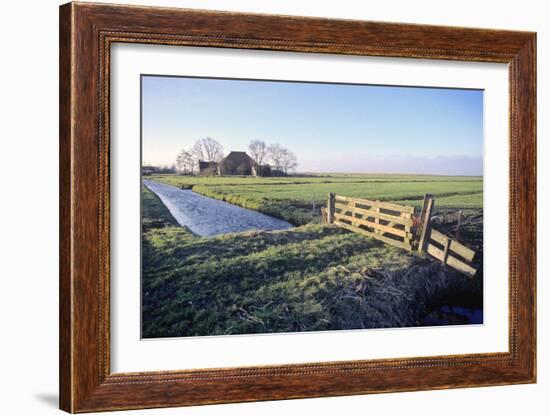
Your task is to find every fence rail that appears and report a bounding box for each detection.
[334,194,414,214]
[326,192,478,277]
[425,228,477,277]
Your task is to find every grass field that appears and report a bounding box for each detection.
[141,186,480,338]
[148,173,483,225]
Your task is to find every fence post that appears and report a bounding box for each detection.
[418,194,434,253]
[416,194,427,240]
[327,193,335,224]
[455,209,463,241]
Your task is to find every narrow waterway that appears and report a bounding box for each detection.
[144,180,293,236]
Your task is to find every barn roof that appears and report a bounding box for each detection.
[221,151,257,166]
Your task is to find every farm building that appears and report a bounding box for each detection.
[197,161,219,176]
[198,151,271,176]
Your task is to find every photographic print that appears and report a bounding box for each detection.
[141,75,483,339]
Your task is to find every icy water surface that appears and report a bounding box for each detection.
[144,180,293,236]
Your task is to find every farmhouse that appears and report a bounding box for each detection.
[198,151,271,176]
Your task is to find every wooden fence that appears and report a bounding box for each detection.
[326,192,477,277]
[424,228,477,277]
[416,194,477,277]
[327,193,415,251]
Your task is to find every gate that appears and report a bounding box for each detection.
[326,192,477,277]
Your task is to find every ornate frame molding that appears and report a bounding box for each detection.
[60,2,536,412]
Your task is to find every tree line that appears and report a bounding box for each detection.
[175,137,298,176]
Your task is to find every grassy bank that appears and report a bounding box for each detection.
[148,174,482,225]
[142,185,179,229]
[141,186,480,338]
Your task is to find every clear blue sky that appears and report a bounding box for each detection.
[142,75,483,175]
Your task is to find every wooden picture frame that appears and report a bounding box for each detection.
[59,2,536,412]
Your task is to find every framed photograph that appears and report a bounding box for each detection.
[59,2,536,412]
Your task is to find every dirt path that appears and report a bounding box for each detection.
[144,180,293,236]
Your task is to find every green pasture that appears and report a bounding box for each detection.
[147,173,482,225]
[141,185,480,338]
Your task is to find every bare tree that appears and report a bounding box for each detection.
[192,137,224,163]
[280,148,298,176]
[176,148,194,174]
[268,143,285,172]
[248,139,268,176]
[191,140,205,162]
